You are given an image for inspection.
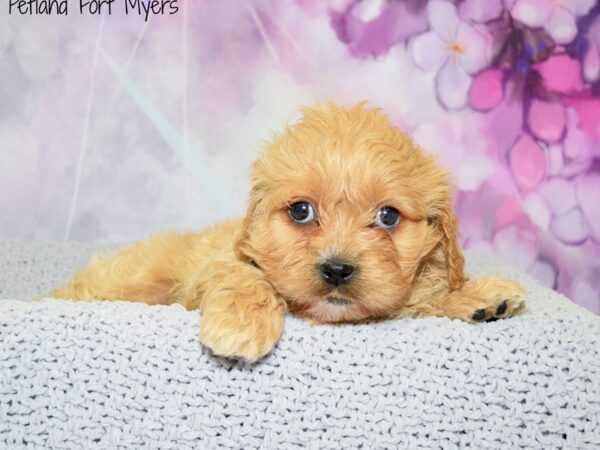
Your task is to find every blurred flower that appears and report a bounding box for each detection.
[582,16,600,83]
[575,173,600,243]
[566,8,600,84]
[539,178,578,216]
[412,114,495,191]
[459,0,504,23]
[560,109,596,176]
[535,53,584,93]
[410,0,493,109]
[550,206,591,245]
[469,68,505,111]
[509,133,547,194]
[527,99,566,143]
[511,0,596,44]
[566,96,600,140]
[330,0,428,58]
[572,275,600,314]
[493,222,540,270]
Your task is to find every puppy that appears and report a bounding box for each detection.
[52,103,526,360]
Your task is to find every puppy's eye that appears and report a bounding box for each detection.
[288,201,315,224]
[374,206,401,229]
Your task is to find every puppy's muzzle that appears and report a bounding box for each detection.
[320,258,355,287]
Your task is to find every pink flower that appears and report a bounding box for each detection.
[539,178,578,216]
[493,223,540,270]
[509,133,547,194]
[571,276,600,315]
[566,96,600,141]
[575,173,600,243]
[511,0,596,44]
[561,110,595,176]
[469,69,505,111]
[412,115,495,192]
[459,0,505,23]
[550,207,591,245]
[581,15,600,83]
[331,0,428,58]
[527,99,566,143]
[535,54,584,94]
[409,0,493,109]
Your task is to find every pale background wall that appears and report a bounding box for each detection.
[1,0,599,313]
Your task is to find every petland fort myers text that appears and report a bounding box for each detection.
[8,0,179,21]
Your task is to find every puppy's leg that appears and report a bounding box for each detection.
[192,261,286,361]
[51,232,189,304]
[431,276,526,323]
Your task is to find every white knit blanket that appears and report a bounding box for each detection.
[0,241,599,449]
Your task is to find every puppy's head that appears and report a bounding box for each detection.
[237,103,464,322]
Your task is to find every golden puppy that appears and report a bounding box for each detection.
[52,103,526,360]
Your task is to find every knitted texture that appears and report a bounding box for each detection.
[0,241,599,449]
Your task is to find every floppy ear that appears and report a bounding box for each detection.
[235,171,272,264]
[235,153,277,265]
[438,202,466,291]
[234,195,258,263]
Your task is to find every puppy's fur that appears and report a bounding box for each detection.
[53,104,526,360]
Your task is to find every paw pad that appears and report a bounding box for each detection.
[496,300,508,315]
[472,309,486,321]
[459,277,526,323]
[472,299,514,322]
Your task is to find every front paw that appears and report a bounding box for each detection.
[464,276,526,322]
[199,294,285,361]
[443,276,526,323]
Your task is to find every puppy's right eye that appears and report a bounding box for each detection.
[288,201,315,224]
[374,206,401,229]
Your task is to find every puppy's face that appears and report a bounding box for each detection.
[237,104,464,322]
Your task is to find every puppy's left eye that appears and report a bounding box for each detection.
[374,206,401,229]
[288,201,316,224]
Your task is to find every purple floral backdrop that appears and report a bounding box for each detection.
[0,0,599,313]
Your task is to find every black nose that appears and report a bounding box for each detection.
[320,259,356,287]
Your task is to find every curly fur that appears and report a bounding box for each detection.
[52,103,526,360]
